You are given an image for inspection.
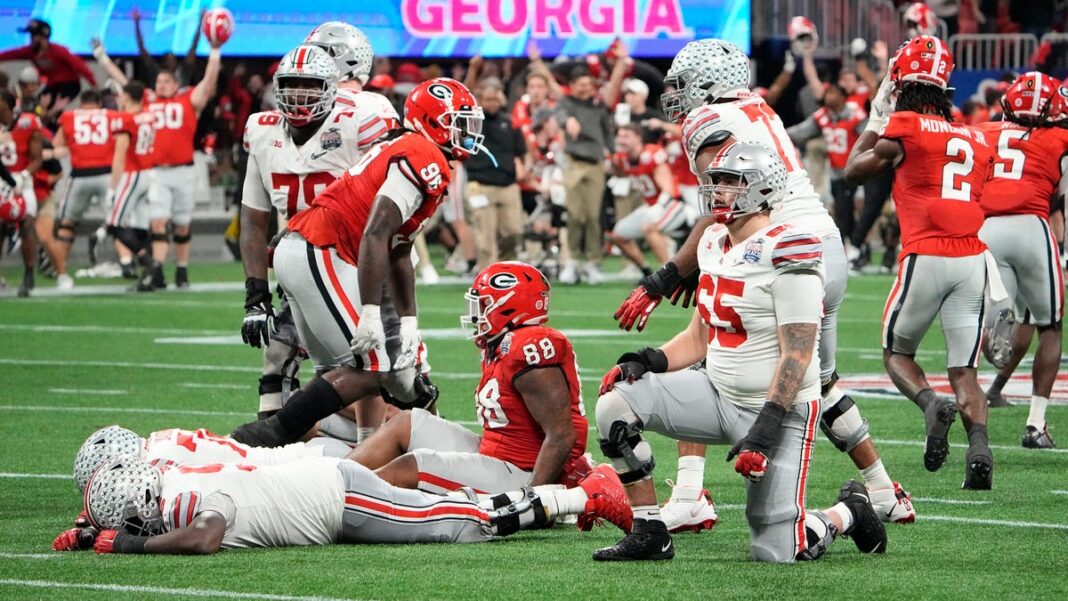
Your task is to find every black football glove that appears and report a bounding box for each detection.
[241,277,274,348]
[599,347,669,395]
[726,402,787,482]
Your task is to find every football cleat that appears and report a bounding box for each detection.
[1021,424,1056,449]
[923,398,958,472]
[120,262,137,280]
[836,480,888,553]
[986,390,1013,408]
[962,446,994,490]
[868,482,915,524]
[576,464,632,533]
[660,484,718,533]
[230,415,294,448]
[592,518,674,561]
[175,267,189,289]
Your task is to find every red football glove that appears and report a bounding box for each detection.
[74,510,91,528]
[599,348,669,396]
[726,402,787,483]
[728,448,770,482]
[614,286,661,332]
[52,527,97,551]
[599,365,626,396]
[93,529,119,554]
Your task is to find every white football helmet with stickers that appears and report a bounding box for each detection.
[74,425,143,492]
[274,44,340,127]
[699,142,788,223]
[84,456,165,536]
[662,39,750,123]
[305,21,374,84]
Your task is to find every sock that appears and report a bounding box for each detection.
[859,459,893,491]
[176,263,188,270]
[824,502,854,534]
[537,486,588,520]
[1028,396,1049,429]
[466,258,477,272]
[119,257,133,266]
[671,455,705,502]
[988,373,1009,395]
[632,505,662,522]
[966,423,989,450]
[915,388,938,412]
[274,378,346,438]
[356,426,376,445]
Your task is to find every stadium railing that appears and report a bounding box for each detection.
[751,0,902,57]
[1039,33,1068,70]
[949,34,1039,71]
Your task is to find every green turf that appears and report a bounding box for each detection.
[1,261,1066,601]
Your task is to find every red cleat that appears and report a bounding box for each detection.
[576,464,633,533]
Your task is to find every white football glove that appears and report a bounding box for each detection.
[350,304,386,358]
[865,60,897,134]
[393,316,421,370]
[783,50,796,74]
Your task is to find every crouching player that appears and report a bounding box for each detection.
[351,262,594,493]
[594,143,887,562]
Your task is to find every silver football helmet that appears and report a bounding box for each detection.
[662,39,750,123]
[74,425,143,493]
[699,142,787,224]
[274,44,339,127]
[84,456,165,536]
[305,21,373,84]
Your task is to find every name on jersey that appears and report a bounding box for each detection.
[918,117,988,144]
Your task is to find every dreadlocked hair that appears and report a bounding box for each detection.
[1003,102,1054,129]
[895,82,954,122]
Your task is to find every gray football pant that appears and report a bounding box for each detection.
[820,233,848,384]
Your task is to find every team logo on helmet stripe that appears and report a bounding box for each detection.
[428,82,454,102]
[488,272,518,290]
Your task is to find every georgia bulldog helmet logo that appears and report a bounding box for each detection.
[427,82,454,102]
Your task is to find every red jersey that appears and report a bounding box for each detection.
[476,325,588,473]
[1,112,43,171]
[974,121,1068,219]
[58,109,121,172]
[814,102,866,170]
[881,111,992,259]
[145,89,197,166]
[114,111,157,172]
[667,139,698,186]
[611,144,675,205]
[288,131,451,266]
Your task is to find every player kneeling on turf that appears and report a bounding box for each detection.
[594,142,887,562]
[350,261,594,494]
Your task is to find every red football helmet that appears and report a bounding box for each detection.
[891,36,954,90]
[202,8,234,47]
[0,192,27,224]
[904,2,938,37]
[404,78,485,161]
[463,262,551,347]
[1050,83,1068,124]
[1002,72,1060,122]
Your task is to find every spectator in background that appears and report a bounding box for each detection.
[464,78,528,267]
[512,42,562,149]
[132,7,202,86]
[929,0,960,38]
[0,19,96,109]
[616,78,669,144]
[366,74,403,120]
[556,66,614,285]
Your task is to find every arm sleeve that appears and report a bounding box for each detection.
[771,271,825,325]
[786,116,819,146]
[378,162,425,222]
[240,150,271,212]
[0,46,32,61]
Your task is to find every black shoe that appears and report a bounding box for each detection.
[230,415,292,448]
[151,265,166,289]
[962,446,994,490]
[923,398,958,472]
[17,270,33,297]
[836,480,888,554]
[175,266,189,289]
[120,262,138,280]
[593,518,674,562]
[986,390,1013,408]
[1021,424,1056,449]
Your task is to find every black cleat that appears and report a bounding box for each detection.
[962,446,994,490]
[923,398,957,472]
[837,480,888,554]
[120,262,138,279]
[175,266,189,289]
[230,415,293,448]
[1021,424,1056,449]
[17,270,33,298]
[593,518,674,562]
[986,390,1013,408]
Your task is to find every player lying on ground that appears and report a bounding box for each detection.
[53,455,632,554]
[612,39,911,531]
[350,262,594,494]
[594,142,887,562]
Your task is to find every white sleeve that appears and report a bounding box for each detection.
[197,492,237,529]
[241,150,271,212]
[378,162,425,222]
[1058,155,1068,203]
[771,271,824,325]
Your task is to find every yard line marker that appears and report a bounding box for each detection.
[49,388,126,396]
[866,438,1068,454]
[0,323,231,336]
[920,516,1068,530]
[0,357,260,374]
[0,579,361,601]
[0,405,250,418]
[0,472,68,479]
[0,553,59,560]
[1052,490,1068,495]
[912,497,991,505]
[180,382,250,390]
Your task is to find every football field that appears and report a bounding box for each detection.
[1,262,1066,601]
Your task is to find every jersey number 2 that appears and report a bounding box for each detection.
[697,274,748,348]
[941,137,975,201]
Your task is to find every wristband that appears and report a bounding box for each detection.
[244,277,271,309]
[361,304,381,321]
[209,48,222,61]
[113,531,149,554]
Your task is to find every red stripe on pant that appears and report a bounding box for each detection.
[319,248,381,370]
[344,494,488,521]
[107,173,134,225]
[418,471,488,495]
[794,399,820,557]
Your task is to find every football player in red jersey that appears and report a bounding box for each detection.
[107,81,158,285]
[350,262,592,495]
[974,72,1068,449]
[230,78,486,449]
[0,89,41,297]
[845,37,996,489]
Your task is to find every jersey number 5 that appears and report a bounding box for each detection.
[697,274,748,348]
[992,129,1027,180]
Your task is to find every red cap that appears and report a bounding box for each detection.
[367,74,395,90]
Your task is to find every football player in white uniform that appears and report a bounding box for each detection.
[595,142,887,562]
[54,455,632,553]
[613,40,912,530]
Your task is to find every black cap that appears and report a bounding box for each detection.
[18,19,51,38]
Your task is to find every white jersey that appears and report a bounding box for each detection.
[682,95,838,237]
[144,428,325,468]
[158,458,345,549]
[241,93,398,219]
[696,222,825,408]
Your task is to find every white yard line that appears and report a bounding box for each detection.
[0,553,59,560]
[1052,490,1068,495]
[869,438,1068,454]
[0,579,360,601]
[911,497,992,506]
[0,472,68,479]
[0,357,260,373]
[0,405,250,418]
[0,323,232,336]
[920,515,1068,530]
[49,388,126,396]
[180,382,251,390]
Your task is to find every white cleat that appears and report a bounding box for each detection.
[559,261,579,285]
[660,486,718,534]
[868,482,915,524]
[583,262,604,285]
[420,264,440,285]
[56,274,74,291]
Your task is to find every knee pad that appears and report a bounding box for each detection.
[820,371,840,397]
[53,223,75,243]
[595,392,654,484]
[796,511,838,561]
[150,232,169,243]
[258,374,284,416]
[820,395,870,453]
[173,232,192,244]
[487,486,548,536]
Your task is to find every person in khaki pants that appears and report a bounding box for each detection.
[463,79,528,267]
